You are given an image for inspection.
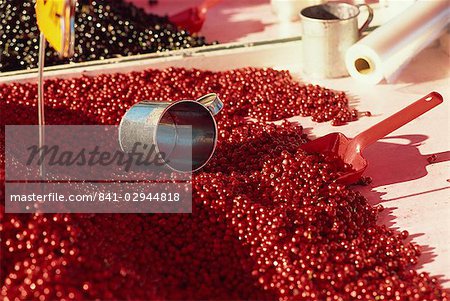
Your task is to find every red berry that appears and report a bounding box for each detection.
[0,68,446,300]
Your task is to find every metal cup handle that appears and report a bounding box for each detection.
[357,4,374,35]
[195,93,223,115]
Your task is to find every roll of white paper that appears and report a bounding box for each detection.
[345,0,450,84]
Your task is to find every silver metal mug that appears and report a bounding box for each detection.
[300,2,373,78]
[119,93,223,172]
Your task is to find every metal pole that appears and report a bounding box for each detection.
[38,32,46,177]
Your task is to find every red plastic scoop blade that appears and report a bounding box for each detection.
[302,92,444,185]
[169,7,205,33]
[169,0,222,33]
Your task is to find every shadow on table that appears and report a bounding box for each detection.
[201,4,269,42]
[362,134,450,187]
[358,134,450,287]
[362,194,449,287]
[416,244,449,287]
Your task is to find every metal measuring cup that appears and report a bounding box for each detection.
[299,2,373,78]
[119,93,223,172]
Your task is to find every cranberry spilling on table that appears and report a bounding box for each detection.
[0,68,446,300]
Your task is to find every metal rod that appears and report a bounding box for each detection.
[38,32,46,177]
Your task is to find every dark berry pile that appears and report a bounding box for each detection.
[0,0,210,72]
[0,68,447,300]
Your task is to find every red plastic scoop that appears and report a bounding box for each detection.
[169,0,222,33]
[301,92,444,185]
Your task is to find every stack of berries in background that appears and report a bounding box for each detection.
[0,0,212,72]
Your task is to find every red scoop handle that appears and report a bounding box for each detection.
[350,92,444,152]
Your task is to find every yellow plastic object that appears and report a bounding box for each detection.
[35,0,76,57]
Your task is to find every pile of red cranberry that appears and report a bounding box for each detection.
[0,68,446,300]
